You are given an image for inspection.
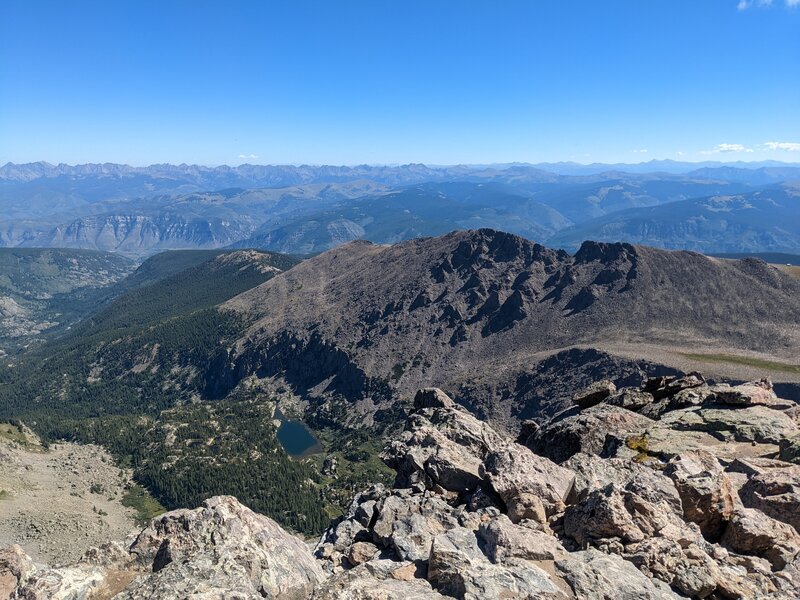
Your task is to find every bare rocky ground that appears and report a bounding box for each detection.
[0,426,138,566]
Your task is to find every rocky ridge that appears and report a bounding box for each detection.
[3,373,800,599]
[219,229,800,429]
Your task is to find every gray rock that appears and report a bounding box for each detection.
[14,565,110,600]
[126,495,324,599]
[721,508,800,570]
[371,493,461,562]
[481,444,575,523]
[564,484,648,546]
[563,453,682,512]
[528,404,653,463]
[638,385,712,419]
[427,528,568,599]
[564,481,701,550]
[620,424,779,463]
[572,380,616,409]
[348,541,381,566]
[477,515,568,563]
[556,549,682,599]
[311,559,448,599]
[606,388,654,411]
[664,451,735,540]
[647,374,705,397]
[623,537,723,598]
[414,388,455,410]
[0,545,35,600]
[382,398,506,493]
[739,466,800,532]
[710,380,795,409]
[658,405,799,445]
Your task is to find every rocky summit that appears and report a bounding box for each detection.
[3,372,800,599]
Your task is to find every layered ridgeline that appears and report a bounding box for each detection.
[5,374,800,599]
[2,230,799,537]
[0,248,134,353]
[10,160,800,257]
[551,184,800,253]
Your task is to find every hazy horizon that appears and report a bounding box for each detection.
[4,158,800,170]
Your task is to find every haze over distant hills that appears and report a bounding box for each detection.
[1,161,799,257]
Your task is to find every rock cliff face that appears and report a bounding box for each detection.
[3,372,800,599]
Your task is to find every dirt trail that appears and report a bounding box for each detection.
[0,426,139,566]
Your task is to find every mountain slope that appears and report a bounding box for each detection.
[0,182,388,257]
[0,248,134,353]
[220,229,800,427]
[234,182,570,254]
[549,185,800,253]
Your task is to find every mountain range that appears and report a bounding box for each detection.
[2,161,800,257]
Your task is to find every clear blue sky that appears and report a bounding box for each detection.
[1,0,798,166]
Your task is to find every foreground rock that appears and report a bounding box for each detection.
[6,496,324,600]
[2,374,799,599]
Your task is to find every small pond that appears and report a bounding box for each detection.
[275,408,322,457]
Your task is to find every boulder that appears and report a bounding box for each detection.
[572,380,616,409]
[370,493,461,562]
[14,565,110,600]
[563,484,648,546]
[348,542,380,566]
[664,451,735,540]
[311,561,448,599]
[476,515,568,563]
[0,546,34,600]
[606,388,654,411]
[555,549,681,600]
[127,495,324,599]
[528,404,653,463]
[563,453,681,512]
[563,481,701,550]
[727,457,797,477]
[639,385,712,419]
[739,466,800,532]
[657,405,799,445]
[623,537,722,598]
[721,508,800,570]
[481,444,575,523]
[414,388,455,410]
[382,396,506,493]
[710,380,795,409]
[620,424,778,463]
[427,528,568,600]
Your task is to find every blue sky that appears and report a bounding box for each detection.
[1,0,798,166]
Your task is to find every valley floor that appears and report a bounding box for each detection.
[0,427,140,565]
